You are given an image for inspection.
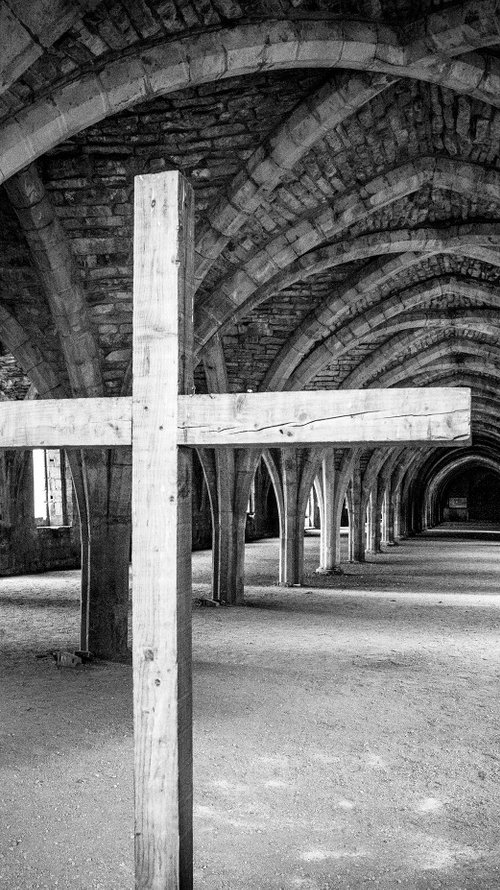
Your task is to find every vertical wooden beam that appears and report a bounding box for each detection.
[175,171,195,887]
[132,171,194,890]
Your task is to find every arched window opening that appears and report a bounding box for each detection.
[247,477,256,518]
[265,482,280,538]
[246,458,280,540]
[191,450,212,551]
[341,498,349,528]
[305,483,320,531]
[33,449,71,528]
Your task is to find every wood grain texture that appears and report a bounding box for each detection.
[0,397,131,448]
[175,172,195,888]
[178,388,471,447]
[0,388,471,450]
[131,171,193,890]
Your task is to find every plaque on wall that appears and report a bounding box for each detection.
[449,497,467,509]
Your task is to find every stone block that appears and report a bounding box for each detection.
[0,5,41,94]
[295,21,343,66]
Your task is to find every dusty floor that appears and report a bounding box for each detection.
[1,529,500,889]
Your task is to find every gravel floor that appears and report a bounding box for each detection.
[1,530,500,889]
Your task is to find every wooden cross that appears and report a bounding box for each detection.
[0,172,471,889]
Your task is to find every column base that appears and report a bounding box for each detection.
[315,565,344,576]
[193,596,221,607]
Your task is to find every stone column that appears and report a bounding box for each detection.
[213,449,236,603]
[398,483,409,538]
[365,491,374,554]
[82,448,131,661]
[317,448,341,574]
[380,487,389,546]
[374,480,385,552]
[331,479,345,569]
[387,487,397,544]
[211,449,259,604]
[0,450,41,575]
[279,450,303,585]
[350,465,365,562]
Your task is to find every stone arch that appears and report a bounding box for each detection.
[196,226,500,357]
[425,453,500,526]
[409,372,500,404]
[194,70,394,287]
[361,449,389,553]
[196,155,500,347]
[0,302,66,398]
[259,256,500,391]
[2,9,500,185]
[409,362,500,391]
[287,307,500,390]
[340,334,500,389]
[395,438,500,532]
[262,449,285,543]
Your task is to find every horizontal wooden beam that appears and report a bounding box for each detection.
[0,388,471,449]
[0,396,132,448]
[178,388,471,447]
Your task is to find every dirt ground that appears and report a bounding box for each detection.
[1,529,500,889]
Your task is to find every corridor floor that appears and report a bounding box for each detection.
[1,532,499,889]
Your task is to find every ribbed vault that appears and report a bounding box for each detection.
[0,0,499,636]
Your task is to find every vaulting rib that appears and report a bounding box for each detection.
[194,160,500,354]
[202,334,230,395]
[262,244,500,392]
[414,364,500,398]
[407,0,500,59]
[194,71,395,288]
[342,335,500,390]
[281,278,500,390]
[0,0,97,99]
[287,312,500,391]
[5,163,103,398]
[0,302,65,399]
[2,8,500,185]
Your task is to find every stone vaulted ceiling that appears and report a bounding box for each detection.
[0,0,499,486]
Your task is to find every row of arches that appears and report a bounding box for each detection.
[0,1,498,669]
[4,430,497,624]
[191,441,500,602]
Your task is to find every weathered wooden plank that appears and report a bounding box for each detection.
[131,171,194,890]
[0,387,471,449]
[175,171,195,888]
[0,396,130,448]
[178,387,471,447]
